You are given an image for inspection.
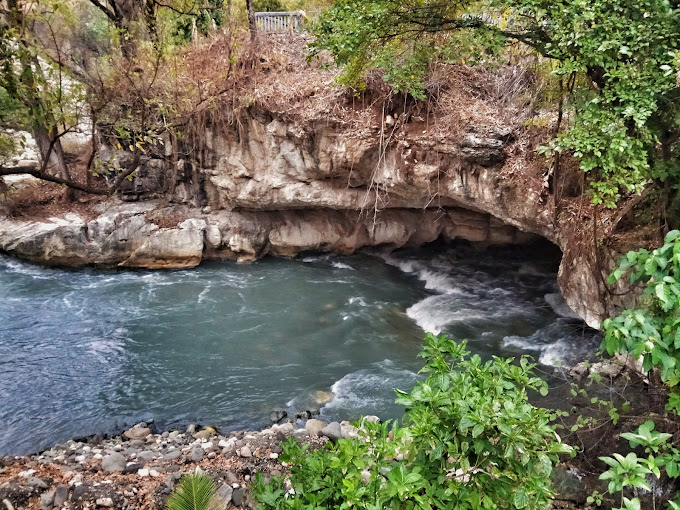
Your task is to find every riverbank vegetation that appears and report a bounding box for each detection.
[253,333,572,509]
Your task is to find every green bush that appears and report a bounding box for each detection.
[254,334,572,509]
[603,230,680,412]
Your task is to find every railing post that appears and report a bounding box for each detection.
[254,11,306,33]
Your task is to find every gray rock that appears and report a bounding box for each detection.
[340,422,359,439]
[186,424,198,434]
[209,483,233,510]
[239,446,252,458]
[321,422,342,443]
[124,426,151,441]
[71,484,93,502]
[137,451,156,462]
[189,446,204,462]
[275,423,294,441]
[590,360,624,378]
[123,463,145,475]
[269,410,287,423]
[232,487,245,507]
[552,466,587,505]
[545,293,582,320]
[193,429,213,440]
[569,362,589,380]
[164,474,176,491]
[164,450,182,460]
[54,485,69,506]
[226,471,238,484]
[26,476,48,489]
[40,490,55,510]
[361,416,380,425]
[101,452,126,473]
[96,497,114,507]
[305,419,327,437]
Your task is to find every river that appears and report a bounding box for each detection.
[0,242,599,455]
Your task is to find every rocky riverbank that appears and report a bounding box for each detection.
[0,417,365,510]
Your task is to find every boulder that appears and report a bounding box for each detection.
[209,483,233,510]
[321,422,342,443]
[269,410,287,423]
[101,453,126,473]
[124,426,151,441]
[304,419,327,437]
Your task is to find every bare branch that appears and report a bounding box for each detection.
[0,163,109,194]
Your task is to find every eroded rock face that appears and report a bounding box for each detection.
[0,107,609,328]
[0,202,536,267]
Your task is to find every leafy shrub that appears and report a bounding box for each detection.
[254,334,572,509]
[603,230,680,411]
[592,420,680,510]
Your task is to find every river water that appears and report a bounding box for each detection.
[0,242,599,455]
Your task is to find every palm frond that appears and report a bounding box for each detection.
[166,472,217,510]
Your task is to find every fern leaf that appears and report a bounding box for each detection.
[166,473,216,510]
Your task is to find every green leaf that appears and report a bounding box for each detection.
[166,473,216,510]
[512,490,530,509]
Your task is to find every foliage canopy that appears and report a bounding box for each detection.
[311,0,680,208]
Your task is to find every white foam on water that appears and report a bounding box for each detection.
[0,256,53,279]
[348,296,368,306]
[332,262,354,270]
[197,286,211,304]
[501,321,598,368]
[322,361,419,413]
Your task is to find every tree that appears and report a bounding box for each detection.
[310,0,680,208]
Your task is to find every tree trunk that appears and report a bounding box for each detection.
[247,0,257,42]
[33,125,76,201]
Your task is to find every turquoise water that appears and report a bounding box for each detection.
[0,243,598,455]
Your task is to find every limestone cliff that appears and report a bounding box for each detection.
[0,52,613,328]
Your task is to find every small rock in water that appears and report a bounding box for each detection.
[189,446,204,462]
[269,410,287,423]
[312,390,333,405]
[544,293,582,320]
[101,453,126,473]
[296,410,312,420]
